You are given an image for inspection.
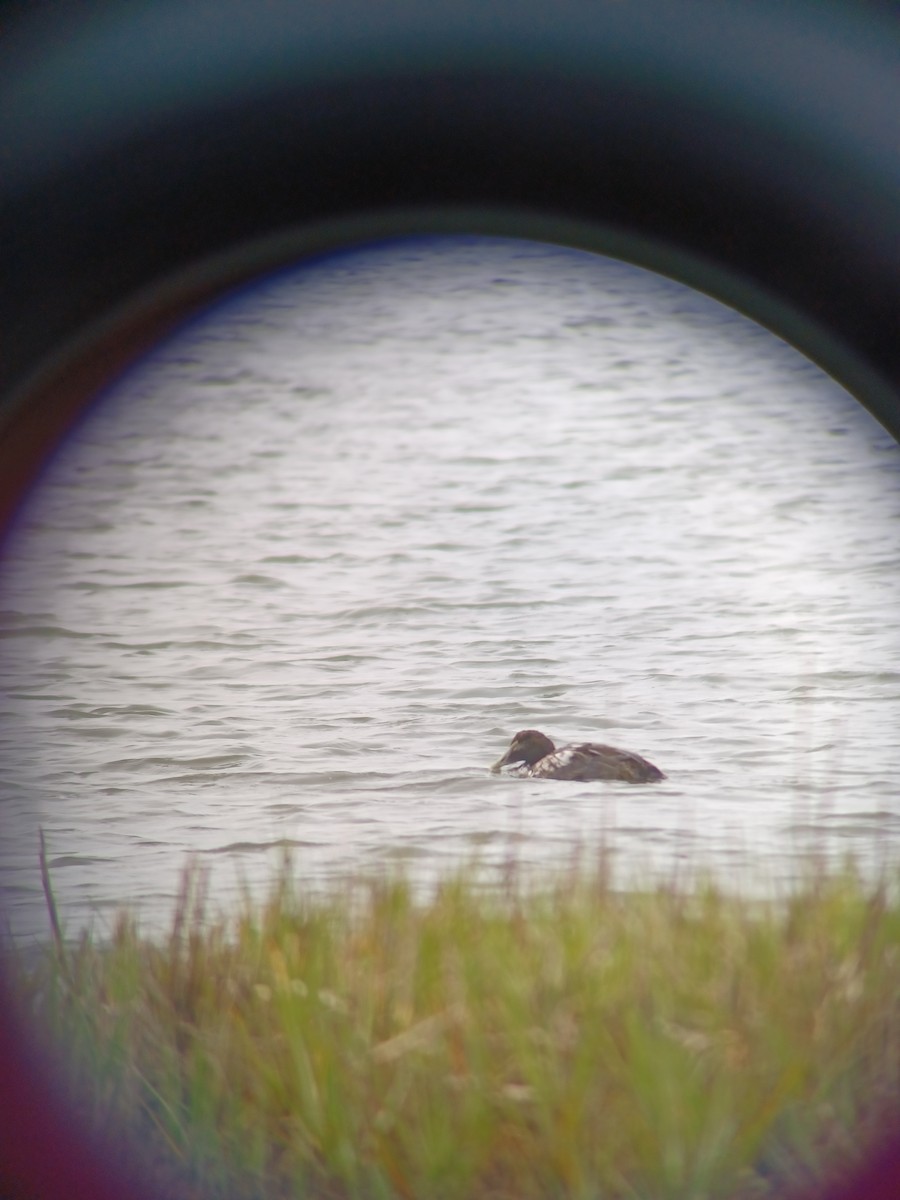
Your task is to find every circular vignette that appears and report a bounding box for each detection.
[1,3,899,1200]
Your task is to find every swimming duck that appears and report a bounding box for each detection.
[490,729,665,783]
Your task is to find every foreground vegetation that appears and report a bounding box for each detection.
[15,852,900,1199]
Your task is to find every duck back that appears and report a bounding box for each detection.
[530,742,665,783]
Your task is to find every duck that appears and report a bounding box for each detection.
[490,729,665,784]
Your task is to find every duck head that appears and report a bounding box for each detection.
[490,729,556,773]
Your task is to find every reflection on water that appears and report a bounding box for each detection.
[1,236,898,939]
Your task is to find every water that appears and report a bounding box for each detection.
[2,235,899,943]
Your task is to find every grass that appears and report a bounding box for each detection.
[13,848,900,1199]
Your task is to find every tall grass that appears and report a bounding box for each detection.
[15,853,900,1199]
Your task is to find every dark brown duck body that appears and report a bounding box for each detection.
[490,729,665,783]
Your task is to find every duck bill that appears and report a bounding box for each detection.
[490,747,518,774]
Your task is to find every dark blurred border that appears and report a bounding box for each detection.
[1,2,899,1197]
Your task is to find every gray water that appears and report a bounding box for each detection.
[2,236,899,943]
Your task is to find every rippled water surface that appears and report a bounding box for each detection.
[2,237,899,940]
